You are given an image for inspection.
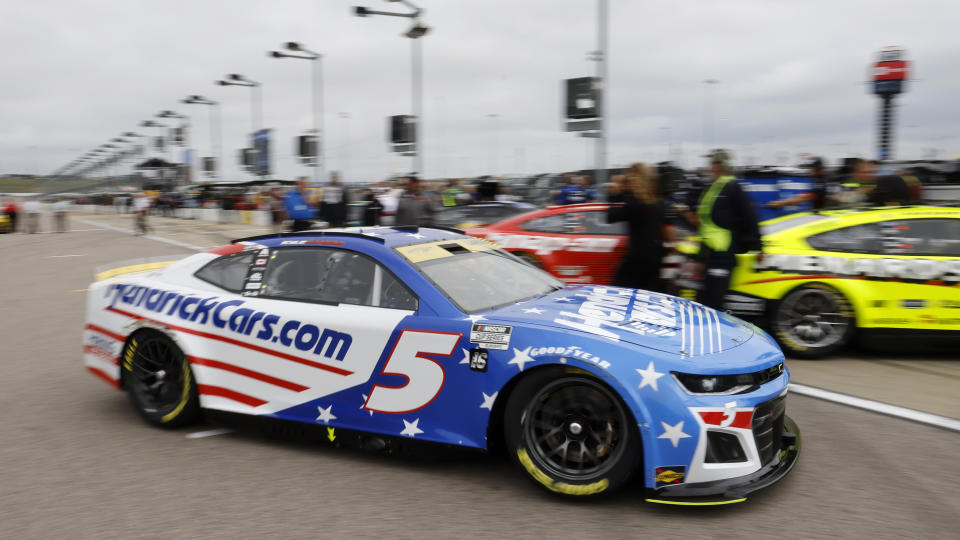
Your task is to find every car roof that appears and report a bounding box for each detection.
[232,226,468,249]
[762,206,960,236]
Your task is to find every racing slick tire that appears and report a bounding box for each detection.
[504,369,641,498]
[772,283,855,359]
[121,330,201,428]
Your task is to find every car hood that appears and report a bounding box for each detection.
[487,285,754,357]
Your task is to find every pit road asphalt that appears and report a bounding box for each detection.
[1,212,958,539]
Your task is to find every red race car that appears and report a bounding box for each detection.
[466,203,629,284]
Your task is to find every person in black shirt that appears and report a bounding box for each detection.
[767,157,837,211]
[607,163,673,292]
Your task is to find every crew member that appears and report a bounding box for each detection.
[555,175,596,205]
[394,175,435,227]
[323,172,347,227]
[691,150,762,311]
[766,157,837,211]
[441,180,463,207]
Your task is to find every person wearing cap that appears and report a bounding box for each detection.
[690,149,763,311]
[766,157,838,211]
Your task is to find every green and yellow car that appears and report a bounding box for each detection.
[717,207,960,358]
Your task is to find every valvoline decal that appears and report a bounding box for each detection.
[105,283,352,361]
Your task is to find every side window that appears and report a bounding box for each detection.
[807,223,885,253]
[521,213,589,234]
[261,248,417,310]
[808,219,960,256]
[195,252,254,291]
[583,210,628,235]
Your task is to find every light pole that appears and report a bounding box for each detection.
[338,112,351,181]
[354,0,429,176]
[594,0,608,187]
[217,74,264,178]
[702,79,719,155]
[486,113,499,177]
[182,95,222,182]
[157,110,188,185]
[270,42,324,184]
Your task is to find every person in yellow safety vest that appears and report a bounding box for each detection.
[442,180,463,207]
[688,149,763,311]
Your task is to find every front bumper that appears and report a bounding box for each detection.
[645,415,801,505]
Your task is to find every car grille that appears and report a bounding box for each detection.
[752,395,786,465]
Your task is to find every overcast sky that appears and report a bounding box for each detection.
[1,0,957,182]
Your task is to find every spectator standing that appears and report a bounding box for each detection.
[23,198,42,234]
[324,172,347,228]
[133,193,152,235]
[361,188,384,226]
[52,198,70,233]
[268,188,285,233]
[284,177,317,232]
[556,175,596,204]
[441,180,463,207]
[607,164,672,292]
[690,150,763,311]
[5,198,19,232]
[394,175,435,227]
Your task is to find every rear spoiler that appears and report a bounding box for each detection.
[93,255,189,281]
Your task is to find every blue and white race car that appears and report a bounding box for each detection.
[83,226,800,504]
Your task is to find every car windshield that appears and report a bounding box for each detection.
[415,249,564,313]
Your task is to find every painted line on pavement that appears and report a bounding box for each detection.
[789,382,960,433]
[46,254,87,258]
[185,428,234,439]
[72,217,207,251]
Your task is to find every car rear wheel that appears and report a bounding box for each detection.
[504,370,641,497]
[772,283,854,359]
[121,331,200,428]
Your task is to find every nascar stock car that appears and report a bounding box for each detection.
[83,226,799,503]
[719,206,960,358]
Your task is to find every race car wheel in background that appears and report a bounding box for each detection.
[772,283,854,359]
[505,370,641,497]
[121,331,200,428]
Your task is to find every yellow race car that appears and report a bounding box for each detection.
[719,206,960,358]
[0,213,11,233]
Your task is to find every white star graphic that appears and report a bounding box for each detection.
[315,404,337,424]
[400,418,424,437]
[507,346,536,371]
[459,348,471,365]
[658,420,691,448]
[463,314,487,323]
[635,361,665,391]
[522,307,545,315]
[554,297,572,302]
[480,391,498,410]
[361,394,373,415]
[406,233,425,239]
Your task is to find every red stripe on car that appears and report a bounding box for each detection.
[198,384,268,407]
[189,356,309,392]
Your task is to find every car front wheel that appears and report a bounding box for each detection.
[504,370,641,497]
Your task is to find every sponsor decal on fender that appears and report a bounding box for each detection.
[528,345,610,369]
[655,466,687,488]
[754,254,960,283]
[486,233,619,255]
[104,283,352,362]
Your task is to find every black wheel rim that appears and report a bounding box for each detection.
[522,378,628,481]
[127,336,187,414]
[776,288,849,349]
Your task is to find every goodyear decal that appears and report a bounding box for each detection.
[516,448,608,496]
[105,284,351,362]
